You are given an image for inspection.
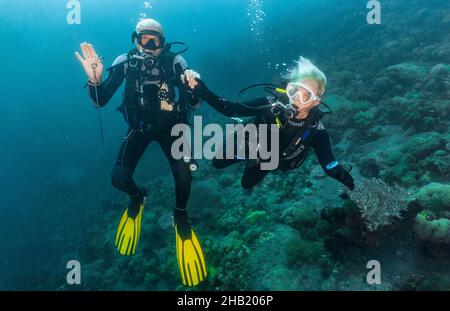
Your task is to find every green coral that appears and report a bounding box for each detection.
[384,63,428,84]
[352,109,376,130]
[246,210,267,225]
[222,231,244,250]
[206,231,252,290]
[380,154,415,184]
[386,158,419,187]
[402,99,450,133]
[414,183,450,213]
[378,133,448,187]
[403,132,444,160]
[385,150,402,166]
[242,227,263,242]
[357,151,385,178]
[303,188,313,196]
[281,203,319,229]
[285,237,323,266]
[422,150,450,178]
[218,213,240,228]
[414,211,450,244]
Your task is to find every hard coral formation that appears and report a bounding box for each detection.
[346,178,410,232]
[412,183,450,259]
[414,211,450,259]
[355,132,449,187]
[403,132,445,159]
[285,237,324,266]
[414,183,450,214]
[246,210,267,225]
[415,211,450,244]
[363,59,450,135]
[281,203,319,229]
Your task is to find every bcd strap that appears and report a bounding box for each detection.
[281,107,324,160]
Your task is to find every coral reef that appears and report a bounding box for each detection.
[415,211,450,245]
[354,131,449,187]
[414,212,450,260]
[413,183,450,214]
[345,178,410,232]
[285,237,325,266]
[412,183,450,259]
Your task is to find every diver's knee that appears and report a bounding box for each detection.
[111,166,133,190]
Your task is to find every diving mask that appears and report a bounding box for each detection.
[134,30,166,51]
[286,82,321,105]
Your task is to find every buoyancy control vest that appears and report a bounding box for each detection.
[277,107,326,171]
[116,48,191,130]
[247,106,325,171]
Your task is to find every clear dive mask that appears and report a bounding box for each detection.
[286,82,321,105]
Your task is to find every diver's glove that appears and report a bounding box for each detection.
[182,69,214,100]
[183,69,201,90]
[186,77,216,102]
[327,165,355,190]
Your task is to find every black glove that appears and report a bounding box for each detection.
[328,165,355,190]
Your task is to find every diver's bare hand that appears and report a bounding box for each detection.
[182,69,201,90]
[75,43,104,84]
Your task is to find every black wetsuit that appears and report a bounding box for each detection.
[88,50,198,209]
[193,81,355,190]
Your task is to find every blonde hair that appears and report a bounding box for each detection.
[285,56,327,96]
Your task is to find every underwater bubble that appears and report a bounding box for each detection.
[139,1,155,20]
[247,0,266,36]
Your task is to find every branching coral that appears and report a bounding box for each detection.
[346,178,410,232]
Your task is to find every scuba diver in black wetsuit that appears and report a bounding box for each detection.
[75,19,207,287]
[183,57,355,191]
